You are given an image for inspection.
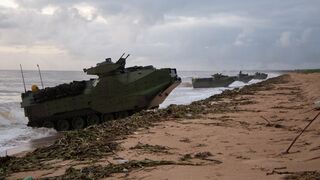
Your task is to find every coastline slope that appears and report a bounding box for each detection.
[3,73,320,179]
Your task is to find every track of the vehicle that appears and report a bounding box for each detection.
[28,109,136,131]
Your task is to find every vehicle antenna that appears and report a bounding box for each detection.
[37,64,44,89]
[20,64,26,93]
[119,53,125,59]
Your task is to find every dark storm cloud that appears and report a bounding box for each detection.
[0,0,319,70]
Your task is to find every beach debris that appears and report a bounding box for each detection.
[273,166,287,170]
[236,155,250,160]
[267,170,320,179]
[130,142,171,154]
[260,116,271,124]
[284,111,320,154]
[179,138,191,143]
[259,116,284,128]
[270,124,284,128]
[180,154,193,161]
[283,171,320,180]
[309,145,320,151]
[194,152,213,159]
[0,156,14,179]
[1,75,287,178]
[180,152,222,164]
[194,143,207,147]
[0,155,13,165]
[52,159,195,179]
[0,155,51,179]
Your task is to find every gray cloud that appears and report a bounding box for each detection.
[0,0,319,70]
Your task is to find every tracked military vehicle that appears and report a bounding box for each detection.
[253,72,268,80]
[237,71,254,83]
[236,71,268,82]
[192,73,236,88]
[21,54,181,131]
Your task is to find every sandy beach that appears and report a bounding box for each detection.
[1,72,320,179]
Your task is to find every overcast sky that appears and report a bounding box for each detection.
[0,0,319,71]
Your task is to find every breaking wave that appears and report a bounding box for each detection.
[0,101,56,154]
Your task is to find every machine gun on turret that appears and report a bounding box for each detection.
[116,53,130,71]
[83,53,130,77]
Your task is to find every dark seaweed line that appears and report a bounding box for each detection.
[0,75,289,179]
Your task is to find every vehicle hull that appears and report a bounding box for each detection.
[21,67,181,130]
[192,77,235,88]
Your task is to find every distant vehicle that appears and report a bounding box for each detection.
[192,73,236,88]
[20,54,181,131]
[253,72,268,79]
[237,71,254,83]
[237,71,268,83]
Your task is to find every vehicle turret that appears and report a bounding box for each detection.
[83,53,129,77]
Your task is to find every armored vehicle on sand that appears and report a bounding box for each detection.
[192,73,236,88]
[21,54,181,131]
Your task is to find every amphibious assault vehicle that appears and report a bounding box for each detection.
[192,73,236,88]
[21,54,181,131]
[237,71,268,82]
[237,71,254,83]
[253,72,268,80]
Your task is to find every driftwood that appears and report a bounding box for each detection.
[285,111,320,153]
[260,116,271,124]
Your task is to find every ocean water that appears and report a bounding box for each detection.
[0,69,280,155]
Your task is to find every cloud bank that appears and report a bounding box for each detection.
[0,0,319,70]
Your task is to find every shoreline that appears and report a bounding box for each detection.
[0,71,281,158]
[1,73,320,179]
[4,75,273,157]
[4,134,61,157]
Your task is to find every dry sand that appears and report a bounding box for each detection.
[6,73,320,179]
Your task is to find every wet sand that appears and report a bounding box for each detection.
[4,73,320,179]
[6,134,61,157]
